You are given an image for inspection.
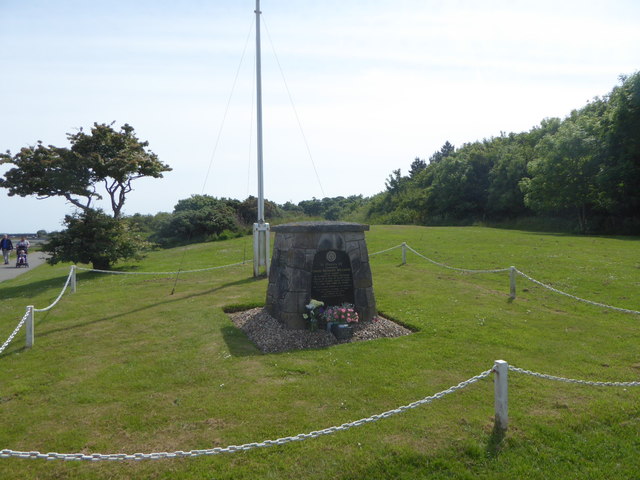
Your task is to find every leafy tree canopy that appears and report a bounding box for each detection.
[0,122,171,218]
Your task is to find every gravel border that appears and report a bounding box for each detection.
[228,307,413,354]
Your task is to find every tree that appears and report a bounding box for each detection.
[487,141,530,218]
[520,119,600,232]
[236,196,281,225]
[598,73,640,220]
[409,157,427,178]
[0,122,171,218]
[0,122,170,269]
[43,210,149,270]
[428,141,455,164]
[385,169,404,194]
[155,194,240,244]
[426,156,474,218]
[281,201,303,214]
[298,198,324,217]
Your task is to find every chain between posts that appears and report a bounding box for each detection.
[368,244,404,257]
[509,365,640,387]
[0,369,493,461]
[404,245,510,274]
[40,245,640,315]
[0,309,30,355]
[2,359,640,462]
[75,260,250,276]
[33,268,74,312]
[380,243,639,315]
[514,268,640,315]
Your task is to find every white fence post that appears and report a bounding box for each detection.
[253,223,260,277]
[509,266,516,300]
[264,222,271,277]
[401,242,407,265]
[493,360,509,431]
[26,306,34,349]
[71,265,77,293]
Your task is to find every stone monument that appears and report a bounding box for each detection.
[266,221,377,329]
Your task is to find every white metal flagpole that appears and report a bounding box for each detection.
[255,0,265,224]
[253,0,270,277]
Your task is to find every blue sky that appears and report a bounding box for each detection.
[1,0,639,232]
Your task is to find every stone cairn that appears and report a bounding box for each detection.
[266,221,377,329]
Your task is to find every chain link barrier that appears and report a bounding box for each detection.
[514,268,640,315]
[0,368,493,461]
[75,260,250,276]
[509,365,640,387]
[0,309,30,355]
[368,244,403,257]
[404,244,510,274]
[396,243,638,315]
[32,268,74,313]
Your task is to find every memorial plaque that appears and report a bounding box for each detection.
[311,249,354,306]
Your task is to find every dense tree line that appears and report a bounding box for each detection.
[298,195,367,220]
[366,72,640,233]
[126,194,368,246]
[127,195,285,246]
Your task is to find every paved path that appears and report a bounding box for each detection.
[0,252,49,283]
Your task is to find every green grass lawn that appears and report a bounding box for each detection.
[1,225,639,479]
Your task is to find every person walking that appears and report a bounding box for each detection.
[1,234,13,265]
[16,236,30,250]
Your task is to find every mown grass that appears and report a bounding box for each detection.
[0,225,639,479]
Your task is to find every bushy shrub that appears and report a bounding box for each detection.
[43,209,150,270]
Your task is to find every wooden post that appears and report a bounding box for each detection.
[509,266,516,300]
[401,242,407,265]
[26,306,34,349]
[494,360,509,431]
[71,265,77,293]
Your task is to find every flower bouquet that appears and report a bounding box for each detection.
[303,299,326,331]
[304,300,359,339]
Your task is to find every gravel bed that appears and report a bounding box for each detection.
[228,307,413,354]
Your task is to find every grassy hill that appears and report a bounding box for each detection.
[1,226,639,479]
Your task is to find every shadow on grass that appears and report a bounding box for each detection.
[0,273,74,303]
[220,302,267,358]
[31,275,264,340]
[0,344,29,359]
[220,325,261,357]
[485,424,507,458]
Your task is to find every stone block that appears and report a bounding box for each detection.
[281,291,308,314]
[343,232,363,243]
[317,233,344,251]
[286,248,307,269]
[288,268,311,292]
[352,260,373,289]
[280,312,307,329]
[292,232,318,249]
